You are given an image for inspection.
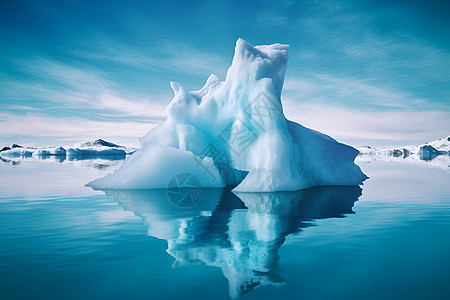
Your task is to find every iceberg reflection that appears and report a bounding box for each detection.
[102,186,362,298]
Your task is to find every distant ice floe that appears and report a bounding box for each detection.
[356,135,450,171]
[0,139,136,169]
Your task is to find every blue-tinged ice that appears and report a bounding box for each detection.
[88,38,367,191]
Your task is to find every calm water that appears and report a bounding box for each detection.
[0,159,449,300]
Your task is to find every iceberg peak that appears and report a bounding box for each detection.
[169,81,182,95]
[229,39,289,98]
[88,38,367,191]
[234,38,289,63]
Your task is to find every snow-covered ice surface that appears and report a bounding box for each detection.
[357,136,450,172]
[88,39,367,192]
[0,139,136,169]
[65,139,135,158]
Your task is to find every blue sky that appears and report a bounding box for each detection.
[1,0,449,147]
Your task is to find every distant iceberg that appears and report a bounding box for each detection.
[0,139,136,162]
[88,39,367,192]
[357,136,450,171]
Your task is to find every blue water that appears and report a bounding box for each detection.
[0,160,449,300]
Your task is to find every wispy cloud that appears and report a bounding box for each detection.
[283,74,441,110]
[0,112,156,147]
[283,0,450,101]
[282,72,449,146]
[2,57,169,120]
[67,36,229,78]
[283,101,450,147]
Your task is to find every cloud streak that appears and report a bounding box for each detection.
[67,36,229,78]
[283,74,444,110]
[0,112,156,147]
[283,0,450,104]
[2,57,169,120]
[283,101,450,147]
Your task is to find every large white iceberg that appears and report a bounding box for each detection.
[88,39,367,192]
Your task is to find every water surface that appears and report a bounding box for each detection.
[0,160,449,300]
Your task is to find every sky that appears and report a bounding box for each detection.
[1,0,449,147]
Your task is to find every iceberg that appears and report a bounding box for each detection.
[66,139,136,157]
[88,39,367,192]
[0,145,66,158]
[357,135,450,171]
[0,139,136,161]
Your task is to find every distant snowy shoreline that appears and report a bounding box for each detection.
[0,139,136,162]
[2,136,449,171]
[356,135,450,171]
